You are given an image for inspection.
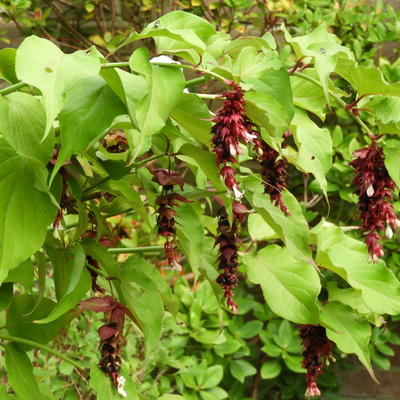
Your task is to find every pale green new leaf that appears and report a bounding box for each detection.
[0,92,54,165]
[51,76,127,182]
[243,245,320,324]
[291,108,332,195]
[0,48,18,83]
[314,222,400,315]
[242,175,312,264]
[0,140,57,284]
[5,343,48,400]
[320,302,376,382]
[15,36,100,137]
[383,139,400,187]
[129,48,185,159]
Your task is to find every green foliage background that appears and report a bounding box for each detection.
[0,1,400,400]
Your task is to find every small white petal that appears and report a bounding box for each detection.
[117,376,127,398]
[366,184,374,197]
[183,88,189,94]
[244,131,257,141]
[395,219,400,229]
[232,185,244,201]
[150,55,180,64]
[229,144,237,157]
[386,225,393,239]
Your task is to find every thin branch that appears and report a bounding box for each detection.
[108,246,164,254]
[293,71,375,138]
[0,334,84,370]
[0,82,27,96]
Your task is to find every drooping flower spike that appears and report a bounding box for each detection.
[299,324,334,398]
[79,296,129,394]
[211,81,256,201]
[215,207,239,314]
[250,121,290,215]
[350,140,400,262]
[152,168,190,270]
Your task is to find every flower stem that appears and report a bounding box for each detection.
[0,82,27,96]
[0,333,85,370]
[108,246,164,254]
[293,71,375,138]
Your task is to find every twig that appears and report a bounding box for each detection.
[0,334,84,370]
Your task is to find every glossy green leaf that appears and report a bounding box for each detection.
[229,359,257,383]
[321,302,376,382]
[336,59,400,97]
[0,282,13,311]
[0,140,57,284]
[247,213,276,241]
[4,258,34,291]
[261,360,282,379]
[383,139,400,187]
[243,245,320,324]
[129,48,185,159]
[15,36,100,137]
[51,76,126,181]
[5,343,47,400]
[291,107,332,195]
[0,48,17,83]
[171,93,212,146]
[90,365,138,400]
[242,175,312,264]
[314,222,400,315]
[6,294,71,350]
[0,92,54,164]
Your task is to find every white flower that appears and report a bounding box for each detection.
[229,144,237,157]
[366,184,374,197]
[243,130,257,142]
[232,185,244,201]
[117,376,127,398]
[386,225,393,239]
[150,55,180,65]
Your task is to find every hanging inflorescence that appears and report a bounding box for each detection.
[350,140,400,262]
[215,208,240,313]
[152,168,189,270]
[80,296,129,397]
[211,81,257,201]
[252,126,290,215]
[299,324,334,398]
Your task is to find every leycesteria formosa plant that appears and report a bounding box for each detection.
[0,10,400,400]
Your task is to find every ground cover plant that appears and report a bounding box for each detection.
[0,7,400,400]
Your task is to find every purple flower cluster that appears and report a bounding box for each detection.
[211,81,256,201]
[299,325,334,398]
[215,208,239,314]
[350,141,400,262]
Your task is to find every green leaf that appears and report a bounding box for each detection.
[242,175,312,264]
[320,302,376,382]
[327,282,370,315]
[335,59,400,97]
[260,360,282,379]
[383,139,400,187]
[201,365,223,389]
[284,24,353,107]
[6,294,71,350]
[5,343,47,400]
[175,202,205,280]
[314,222,400,315]
[37,246,90,324]
[122,255,178,314]
[0,92,54,165]
[89,365,138,400]
[247,213,276,241]
[159,396,185,400]
[243,245,320,323]
[0,140,57,284]
[244,65,294,137]
[129,48,185,159]
[15,36,100,137]
[51,76,126,182]
[237,320,263,339]
[290,108,332,195]
[171,93,212,146]
[290,70,326,119]
[0,282,13,311]
[121,273,164,355]
[5,258,34,291]
[0,48,18,83]
[229,360,257,383]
